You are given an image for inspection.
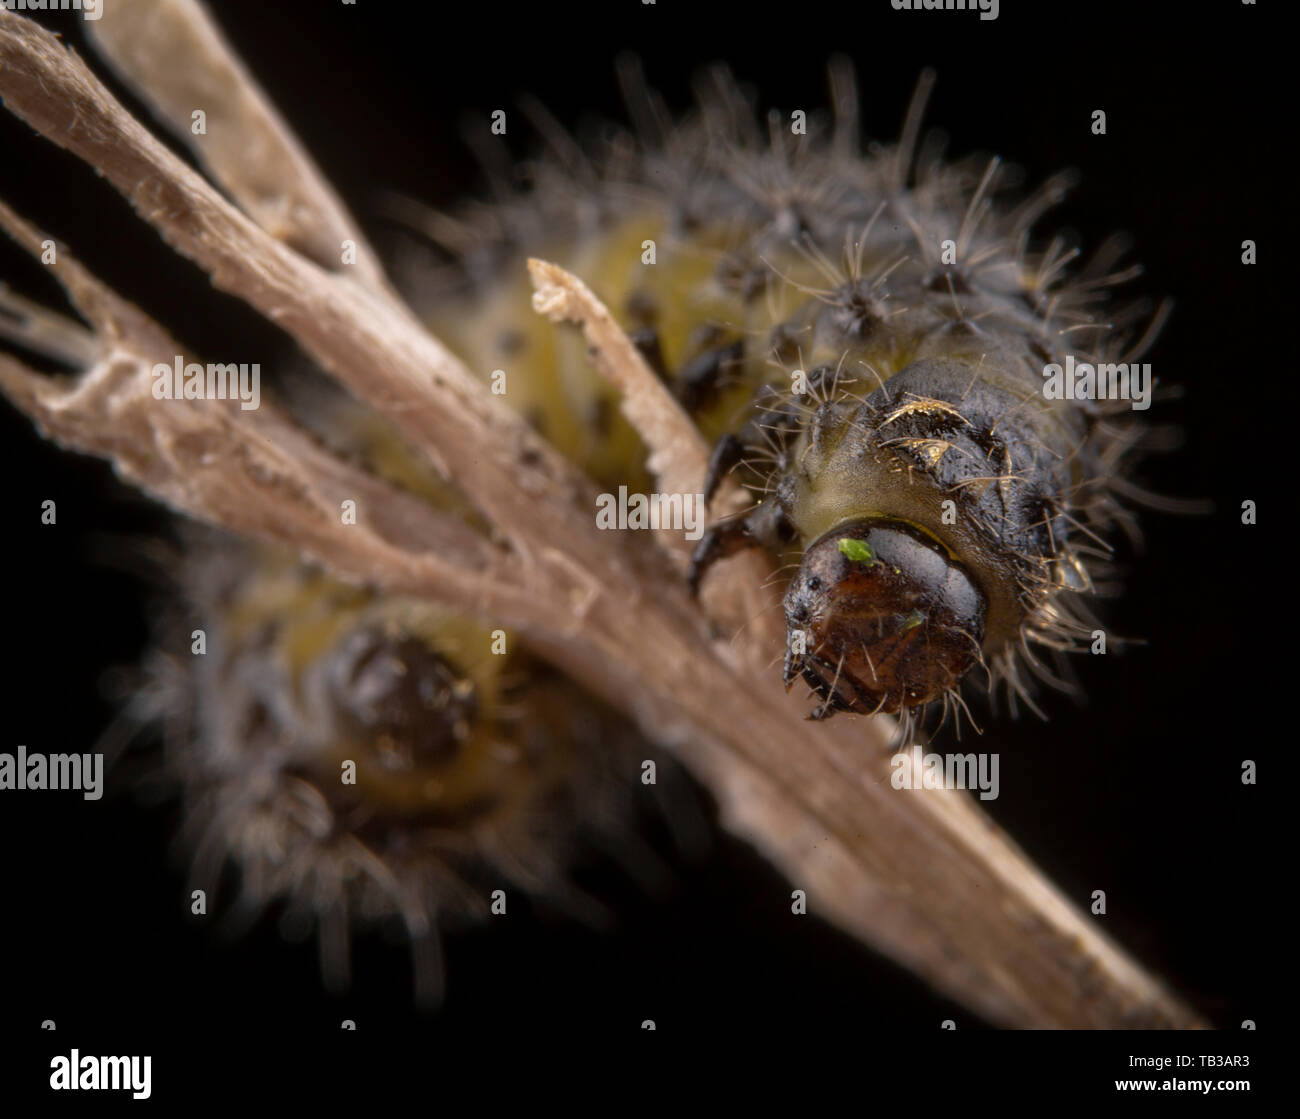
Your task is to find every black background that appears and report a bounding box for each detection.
[0,0,1285,1047]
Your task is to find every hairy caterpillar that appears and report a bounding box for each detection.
[137,531,685,1006]
[404,62,1165,735]
[97,337,703,1002]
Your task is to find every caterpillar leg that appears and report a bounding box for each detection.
[687,497,791,594]
[701,433,746,504]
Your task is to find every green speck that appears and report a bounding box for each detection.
[901,610,926,632]
[838,537,878,565]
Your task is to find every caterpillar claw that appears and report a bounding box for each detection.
[702,432,745,506]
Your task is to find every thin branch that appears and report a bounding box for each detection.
[527,256,781,648]
[84,0,391,293]
[529,257,737,510]
[0,199,542,627]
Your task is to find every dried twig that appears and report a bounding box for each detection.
[527,258,722,512]
[83,0,390,292]
[0,202,523,617]
[0,7,1203,1027]
[526,256,780,646]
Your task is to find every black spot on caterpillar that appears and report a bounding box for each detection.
[403,61,1168,736]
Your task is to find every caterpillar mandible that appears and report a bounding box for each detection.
[410,62,1163,734]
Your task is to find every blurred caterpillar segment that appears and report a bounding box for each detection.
[400,62,1155,728]
[166,536,683,1006]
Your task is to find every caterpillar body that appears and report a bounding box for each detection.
[412,64,1160,731]
[145,531,685,1005]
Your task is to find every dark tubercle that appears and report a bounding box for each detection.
[783,520,986,714]
[861,358,1080,563]
[325,627,478,767]
[676,338,745,412]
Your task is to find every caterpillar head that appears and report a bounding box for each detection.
[783,519,986,716]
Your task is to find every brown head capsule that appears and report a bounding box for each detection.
[782,520,986,716]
